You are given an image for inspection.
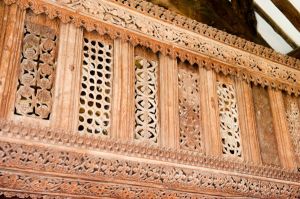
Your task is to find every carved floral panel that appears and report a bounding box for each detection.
[134,56,159,144]
[14,13,59,120]
[78,33,113,136]
[284,95,300,156]
[178,61,202,152]
[217,81,242,158]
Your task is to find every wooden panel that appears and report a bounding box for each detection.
[0,1,6,63]
[199,68,221,156]
[283,94,300,166]
[216,75,242,159]
[252,86,280,166]
[178,61,202,152]
[111,39,135,141]
[77,31,113,136]
[235,79,261,164]
[134,46,159,144]
[269,89,297,169]
[7,12,60,127]
[0,5,25,118]
[51,23,83,132]
[159,55,179,148]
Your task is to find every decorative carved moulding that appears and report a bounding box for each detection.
[1,120,300,182]
[0,132,300,198]
[107,0,300,70]
[2,0,300,96]
[0,170,221,199]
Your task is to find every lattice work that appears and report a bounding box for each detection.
[217,82,242,158]
[284,96,300,155]
[77,35,113,136]
[14,15,58,120]
[178,62,202,152]
[134,56,159,144]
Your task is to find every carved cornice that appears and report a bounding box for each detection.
[0,138,299,198]
[2,0,300,96]
[108,0,300,70]
[0,119,300,184]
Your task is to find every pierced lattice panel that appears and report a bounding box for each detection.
[217,82,242,158]
[14,13,59,120]
[284,95,300,155]
[178,62,202,152]
[77,34,113,136]
[134,56,159,144]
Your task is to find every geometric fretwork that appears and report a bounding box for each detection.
[77,35,113,136]
[178,62,202,152]
[14,15,58,120]
[134,56,159,144]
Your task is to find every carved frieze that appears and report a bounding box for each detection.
[0,119,299,183]
[108,0,300,70]
[2,0,300,95]
[59,0,300,91]
[0,170,217,199]
[0,139,299,198]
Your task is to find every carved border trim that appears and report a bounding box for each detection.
[0,119,299,183]
[108,0,300,70]
[2,0,300,96]
[0,139,299,198]
[0,170,217,199]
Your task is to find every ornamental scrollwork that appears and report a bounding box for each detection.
[107,0,300,70]
[0,119,299,182]
[59,0,300,91]
[0,140,299,198]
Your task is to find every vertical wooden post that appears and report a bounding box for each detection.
[0,5,25,118]
[268,89,297,169]
[0,1,6,61]
[111,39,135,141]
[159,55,179,149]
[199,68,222,156]
[235,80,262,164]
[51,23,83,132]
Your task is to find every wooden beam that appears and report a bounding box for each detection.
[288,47,300,59]
[271,0,300,33]
[254,2,298,49]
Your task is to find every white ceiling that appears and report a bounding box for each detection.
[254,0,300,54]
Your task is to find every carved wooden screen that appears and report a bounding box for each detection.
[77,32,113,136]
[14,12,59,120]
[252,86,281,166]
[216,77,242,158]
[134,47,159,144]
[178,61,202,152]
[283,94,300,158]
